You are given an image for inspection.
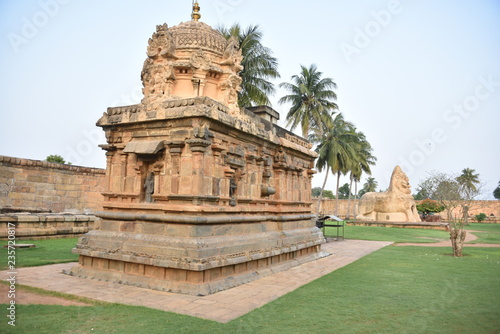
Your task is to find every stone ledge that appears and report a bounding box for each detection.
[95,211,316,224]
[0,155,105,175]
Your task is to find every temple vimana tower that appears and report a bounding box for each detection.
[70,3,325,295]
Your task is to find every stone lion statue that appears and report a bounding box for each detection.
[356,166,421,222]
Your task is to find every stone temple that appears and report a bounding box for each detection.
[69,7,325,295]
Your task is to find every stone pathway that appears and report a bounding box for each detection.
[0,239,392,323]
[395,230,500,248]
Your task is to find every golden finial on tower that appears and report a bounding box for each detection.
[191,1,201,21]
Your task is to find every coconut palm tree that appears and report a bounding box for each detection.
[359,177,378,198]
[346,131,376,218]
[314,113,357,215]
[217,24,280,107]
[456,168,480,224]
[365,177,378,192]
[456,168,480,199]
[279,64,338,138]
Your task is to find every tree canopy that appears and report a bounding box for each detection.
[279,64,337,138]
[46,155,69,164]
[494,180,500,200]
[217,24,280,107]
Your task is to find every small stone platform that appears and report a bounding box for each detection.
[0,213,98,240]
[2,243,36,248]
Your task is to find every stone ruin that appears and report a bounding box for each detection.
[69,17,325,295]
[356,165,421,223]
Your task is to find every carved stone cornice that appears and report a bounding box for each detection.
[186,138,211,152]
[166,141,185,154]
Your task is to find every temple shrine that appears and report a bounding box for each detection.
[69,3,325,295]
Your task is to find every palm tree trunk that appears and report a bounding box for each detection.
[316,169,329,217]
[354,181,359,218]
[335,171,341,216]
[347,175,353,219]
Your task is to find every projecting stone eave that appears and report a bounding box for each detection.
[96,96,317,159]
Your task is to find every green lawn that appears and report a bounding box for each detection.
[466,223,500,233]
[465,223,500,244]
[467,232,500,244]
[1,229,499,333]
[1,247,499,334]
[338,224,450,243]
[0,237,79,270]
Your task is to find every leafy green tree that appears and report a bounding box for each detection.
[46,155,68,164]
[414,188,430,200]
[416,171,484,257]
[217,24,280,107]
[322,190,335,199]
[338,183,352,199]
[312,187,335,199]
[416,199,445,220]
[311,187,322,198]
[493,180,500,199]
[475,213,487,222]
[279,64,338,138]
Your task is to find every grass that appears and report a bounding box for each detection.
[0,228,499,333]
[0,237,79,270]
[466,223,500,233]
[335,224,450,243]
[467,232,500,244]
[0,247,499,333]
[465,223,500,244]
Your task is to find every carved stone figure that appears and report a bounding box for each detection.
[141,24,177,103]
[147,23,176,59]
[144,172,155,203]
[220,74,242,113]
[229,177,237,206]
[274,148,288,164]
[190,49,209,70]
[356,166,421,222]
[221,35,243,72]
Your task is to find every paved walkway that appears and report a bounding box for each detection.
[0,239,392,323]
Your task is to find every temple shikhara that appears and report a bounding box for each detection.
[69,3,325,295]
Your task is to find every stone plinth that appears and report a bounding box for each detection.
[70,19,324,295]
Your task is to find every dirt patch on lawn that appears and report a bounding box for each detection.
[0,284,92,306]
[395,231,500,247]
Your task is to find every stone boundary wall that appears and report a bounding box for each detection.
[314,199,500,222]
[0,155,105,213]
[0,213,98,240]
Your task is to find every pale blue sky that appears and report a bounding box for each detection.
[1,0,499,198]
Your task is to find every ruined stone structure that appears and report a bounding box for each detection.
[356,166,421,223]
[70,14,324,295]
